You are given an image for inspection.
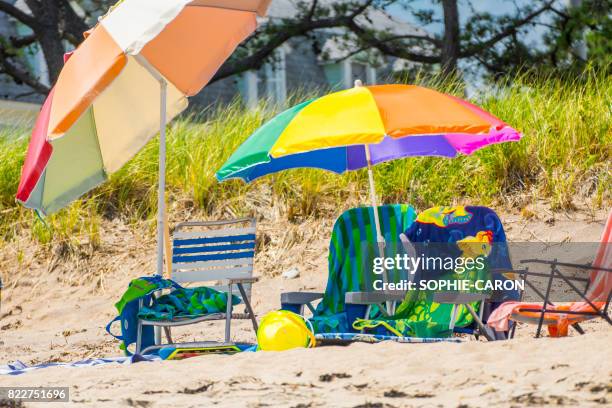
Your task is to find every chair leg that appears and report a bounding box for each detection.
[509,321,517,339]
[164,326,173,343]
[473,300,485,340]
[225,284,233,343]
[305,303,316,315]
[151,292,161,346]
[465,304,495,341]
[571,323,585,335]
[136,299,144,354]
[154,327,162,346]
[359,305,372,333]
[237,283,258,333]
[536,263,556,338]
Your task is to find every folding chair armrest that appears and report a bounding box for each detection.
[280,292,323,305]
[345,291,405,305]
[510,268,590,284]
[520,259,612,273]
[175,217,255,230]
[433,291,490,305]
[227,277,259,285]
[491,267,528,276]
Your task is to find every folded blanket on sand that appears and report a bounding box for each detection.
[0,355,160,376]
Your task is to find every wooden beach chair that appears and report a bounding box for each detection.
[135,218,259,354]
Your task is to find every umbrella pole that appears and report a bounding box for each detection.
[154,77,168,346]
[365,144,393,314]
[135,55,169,279]
[365,144,383,244]
[157,80,168,278]
[135,55,168,345]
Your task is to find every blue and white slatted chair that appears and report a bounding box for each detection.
[136,218,259,354]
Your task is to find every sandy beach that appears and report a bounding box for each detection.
[0,0,609,406]
[1,205,610,407]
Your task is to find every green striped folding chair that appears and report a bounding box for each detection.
[281,204,417,333]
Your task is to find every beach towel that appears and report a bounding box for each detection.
[309,204,417,333]
[1,355,160,376]
[486,301,539,332]
[138,286,242,321]
[352,206,517,337]
[114,275,176,314]
[405,205,514,280]
[315,332,462,344]
[352,293,455,338]
[107,277,240,354]
[107,276,175,355]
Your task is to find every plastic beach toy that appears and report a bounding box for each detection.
[257,310,315,351]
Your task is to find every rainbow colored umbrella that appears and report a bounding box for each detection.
[217,82,522,246]
[16,0,271,276]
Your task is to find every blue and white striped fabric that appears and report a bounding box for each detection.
[0,354,160,376]
[170,220,256,285]
[315,333,463,343]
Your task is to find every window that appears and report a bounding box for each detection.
[323,63,345,90]
[262,48,287,104]
[323,60,378,89]
[240,71,259,109]
[366,66,377,85]
[351,62,377,86]
[351,62,367,84]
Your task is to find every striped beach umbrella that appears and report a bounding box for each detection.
[217,82,522,247]
[16,0,271,275]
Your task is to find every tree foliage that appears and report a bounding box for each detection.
[0,0,607,98]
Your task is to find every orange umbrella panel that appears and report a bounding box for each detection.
[16,0,271,215]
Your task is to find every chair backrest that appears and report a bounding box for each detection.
[404,205,518,302]
[582,210,612,304]
[317,204,417,315]
[171,218,256,299]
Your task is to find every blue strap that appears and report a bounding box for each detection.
[105,316,124,341]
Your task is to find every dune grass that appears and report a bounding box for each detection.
[0,68,609,247]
